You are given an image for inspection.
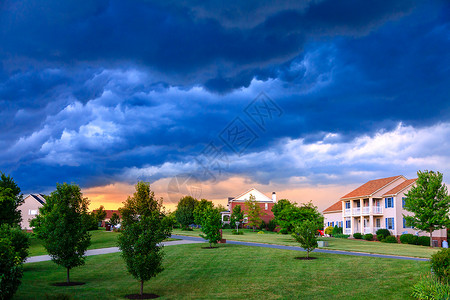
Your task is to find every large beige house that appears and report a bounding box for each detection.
[323,175,447,247]
[18,194,45,230]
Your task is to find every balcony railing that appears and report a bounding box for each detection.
[373,207,383,214]
[353,208,361,215]
[362,207,370,215]
[344,209,351,216]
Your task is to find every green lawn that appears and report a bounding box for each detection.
[172,228,439,258]
[16,243,427,299]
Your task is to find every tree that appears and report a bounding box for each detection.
[32,183,91,283]
[193,199,214,225]
[292,220,318,259]
[216,204,227,212]
[199,207,222,248]
[273,200,324,233]
[404,170,450,248]
[93,205,107,224]
[230,205,244,230]
[118,182,172,297]
[175,196,198,230]
[245,194,266,231]
[0,172,24,227]
[109,213,120,227]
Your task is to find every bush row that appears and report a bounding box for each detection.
[348,230,430,246]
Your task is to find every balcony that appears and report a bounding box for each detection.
[362,207,370,215]
[373,207,383,214]
[344,209,351,216]
[353,207,361,215]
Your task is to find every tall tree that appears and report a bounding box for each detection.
[0,172,24,226]
[245,194,266,232]
[175,196,198,230]
[404,170,450,248]
[199,207,222,248]
[274,200,323,233]
[32,183,91,283]
[118,182,172,297]
[193,199,214,225]
[230,204,244,230]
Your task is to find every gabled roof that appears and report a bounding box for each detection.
[230,188,273,202]
[383,179,417,196]
[323,200,342,213]
[27,194,45,205]
[341,175,405,199]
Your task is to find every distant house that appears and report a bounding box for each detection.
[92,209,121,226]
[221,188,276,224]
[18,194,46,230]
[323,175,447,247]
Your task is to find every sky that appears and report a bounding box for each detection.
[1,0,449,211]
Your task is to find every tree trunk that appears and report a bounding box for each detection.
[306,250,309,259]
[140,280,144,296]
[67,268,70,283]
[430,228,434,248]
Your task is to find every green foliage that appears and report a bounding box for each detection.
[199,207,222,248]
[431,248,450,284]
[175,196,198,230]
[0,224,29,300]
[363,234,373,241]
[333,234,350,239]
[0,172,24,227]
[32,183,91,283]
[324,226,333,235]
[231,229,243,235]
[84,212,99,231]
[418,236,431,247]
[109,213,120,227]
[376,229,391,241]
[92,206,107,223]
[353,233,362,239]
[259,220,267,230]
[292,220,318,258]
[267,219,277,232]
[411,274,450,300]
[230,205,244,229]
[400,234,417,244]
[257,231,264,234]
[332,226,343,235]
[272,200,323,233]
[193,199,214,225]
[404,170,450,248]
[279,228,289,235]
[383,236,398,243]
[118,181,172,296]
[245,194,266,231]
[222,223,231,229]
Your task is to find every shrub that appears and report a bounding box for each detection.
[353,233,362,239]
[333,234,350,239]
[257,231,264,234]
[418,236,431,246]
[412,274,450,299]
[324,226,334,235]
[400,233,416,244]
[383,236,398,243]
[267,219,277,232]
[332,226,343,236]
[231,229,243,235]
[279,228,289,235]
[376,229,391,240]
[222,223,231,229]
[364,233,373,241]
[431,248,450,283]
[259,220,267,230]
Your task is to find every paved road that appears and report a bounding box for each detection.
[171,234,429,262]
[25,239,203,264]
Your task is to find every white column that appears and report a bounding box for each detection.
[369,197,374,234]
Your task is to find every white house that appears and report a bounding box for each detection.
[18,194,45,230]
[323,175,447,247]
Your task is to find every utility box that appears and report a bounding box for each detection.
[318,241,328,247]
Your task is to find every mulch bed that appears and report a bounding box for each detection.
[201,246,219,249]
[52,282,85,286]
[124,293,159,299]
[295,257,317,260]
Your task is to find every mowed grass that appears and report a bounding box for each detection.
[172,228,440,258]
[16,243,427,299]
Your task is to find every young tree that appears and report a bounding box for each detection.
[109,213,120,227]
[199,207,222,248]
[175,196,198,230]
[118,182,172,297]
[230,205,244,231]
[0,172,24,226]
[245,194,266,232]
[32,183,91,283]
[292,220,318,259]
[404,170,450,248]
[0,229,24,300]
[93,205,107,224]
[193,199,214,225]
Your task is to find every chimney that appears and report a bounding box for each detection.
[272,192,276,202]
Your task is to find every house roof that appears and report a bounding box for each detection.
[323,201,342,213]
[340,175,404,199]
[229,188,273,202]
[382,178,417,196]
[92,209,121,219]
[28,194,45,205]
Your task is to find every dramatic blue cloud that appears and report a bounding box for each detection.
[0,0,449,194]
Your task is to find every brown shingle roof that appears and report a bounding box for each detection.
[323,200,342,213]
[340,175,404,199]
[382,178,416,196]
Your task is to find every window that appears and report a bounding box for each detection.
[385,197,394,208]
[386,218,395,230]
[345,219,351,228]
[339,221,343,227]
[402,197,406,208]
[403,217,412,228]
[345,202,350,209]
[29,209,37,215]
[331,222,334,227]
[265,203,268,210]
[327,222,330,227]
[376,218,381,228]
